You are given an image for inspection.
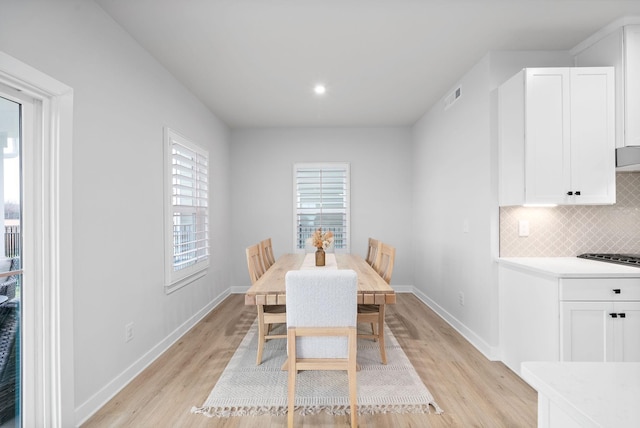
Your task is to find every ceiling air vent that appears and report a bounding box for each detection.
[444,85,462,110]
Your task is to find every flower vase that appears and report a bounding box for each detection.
[315,248,325,266]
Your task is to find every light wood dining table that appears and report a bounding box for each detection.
[244,253,396,306]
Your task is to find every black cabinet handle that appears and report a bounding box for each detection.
[619,313,626,318]
[575,191,581,196]
[610,313,618,318]
[567,191,573,196]
[613,289,621,294]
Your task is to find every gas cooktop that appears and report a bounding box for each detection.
[577,253,640,267]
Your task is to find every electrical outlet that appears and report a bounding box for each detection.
[518,220,530,237]
[125,322,134,342]
[458,291,465,306]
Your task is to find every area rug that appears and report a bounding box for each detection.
[191,321,443,418]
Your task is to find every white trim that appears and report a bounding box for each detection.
[292,162,351,254]
[75,282,498,423]
[74,288,231,425]
[230,284,414,295]
[411,286,500,361]
[0,52,74,427]
[570,16,640,56]
[228,284,498,361]
[163,127,210,293]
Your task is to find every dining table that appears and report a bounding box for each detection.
[244,252,396,307]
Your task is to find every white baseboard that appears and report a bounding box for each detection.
[389,285,413,293]
[232,284,499,360]
[230,284,497,360]
[76,284,500,425]
[74,289,231,426]
[231,284,414,295]
[410,287,501,361]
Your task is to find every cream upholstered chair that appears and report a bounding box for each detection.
[357,241,396,364]
[365,237,380,266]
[246,243,286,365]
[285,270,358,428]
[260,238,276,270]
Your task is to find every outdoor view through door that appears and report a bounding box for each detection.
[0,94,22,426]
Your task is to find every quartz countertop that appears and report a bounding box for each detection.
[498,257,640,278]
[521,362,640,427]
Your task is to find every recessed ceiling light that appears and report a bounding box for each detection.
[313,84,326,95]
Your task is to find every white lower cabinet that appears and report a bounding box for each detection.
[560,278,640,362]
[499,265,560,376]
[561,300,640,362]
[499,263,640,376]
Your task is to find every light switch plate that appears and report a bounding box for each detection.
[518,220,530,237]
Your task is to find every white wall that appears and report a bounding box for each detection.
[0,1,231,425]
[412,55,496,356]
[230,127,413,290]
[0,0,577,421]
[411,50,571,357]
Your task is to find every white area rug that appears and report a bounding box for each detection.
[191,321,443,418]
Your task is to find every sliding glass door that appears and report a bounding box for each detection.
[0,91,23,427]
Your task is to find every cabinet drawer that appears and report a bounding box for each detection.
[560,278,640,301]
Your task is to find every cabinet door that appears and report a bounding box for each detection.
[498,70,526,206]
[574,28,625,149]
[525,68,570,204]
[625,25,640,147]
[569,68,615,204]
[613,301,640,362]
[561,301,613,362]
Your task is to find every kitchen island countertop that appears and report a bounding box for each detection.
[522,361,640,427]
[498,257,640,278]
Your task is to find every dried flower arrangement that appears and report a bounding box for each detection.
[311,228,334,251]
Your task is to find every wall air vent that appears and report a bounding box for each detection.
[444,85,462,110]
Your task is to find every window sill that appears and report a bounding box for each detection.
[165,268,207,294]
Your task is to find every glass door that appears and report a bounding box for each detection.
[0,93,23,427]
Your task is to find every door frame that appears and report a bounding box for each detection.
[0,52,73,427]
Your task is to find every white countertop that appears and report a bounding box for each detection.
[498,257,640,278]
[522,362,640,428]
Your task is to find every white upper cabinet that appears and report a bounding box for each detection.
[575,25,640,148]
[499,67,615,206]
[626,26,640,147]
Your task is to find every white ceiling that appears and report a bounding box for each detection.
[95,0,640,129]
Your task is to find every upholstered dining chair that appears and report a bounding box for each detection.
[285,270,358,428]
[357,241,396,364]
[365,237,380,266]
[246,243,286,365]
[260,238,276,270]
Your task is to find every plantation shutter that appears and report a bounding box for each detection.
[165,128,209,291]
[294,163,350,252]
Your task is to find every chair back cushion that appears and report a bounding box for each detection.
[285,269,357,359]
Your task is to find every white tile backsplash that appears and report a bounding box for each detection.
[499,172,640,256]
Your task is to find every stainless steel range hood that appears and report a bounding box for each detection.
[616,146,640,171]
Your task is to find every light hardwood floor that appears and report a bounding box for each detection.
[82,294,537,427]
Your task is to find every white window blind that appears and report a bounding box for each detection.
[164,128,209,292]
[293,163,350,253]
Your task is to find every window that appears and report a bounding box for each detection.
[293,163,350,253]
[164,128,209,292]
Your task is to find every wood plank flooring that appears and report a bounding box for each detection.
[82,294,537,427]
